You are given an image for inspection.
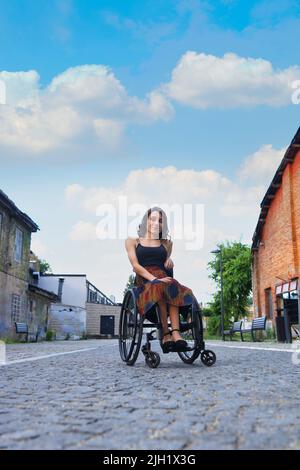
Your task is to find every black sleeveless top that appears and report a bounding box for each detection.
[136,241,167,271]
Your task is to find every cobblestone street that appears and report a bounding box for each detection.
[1,339,300,450]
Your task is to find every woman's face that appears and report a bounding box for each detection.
[147,210,162,239]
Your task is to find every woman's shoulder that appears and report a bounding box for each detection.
[125,237,139,248]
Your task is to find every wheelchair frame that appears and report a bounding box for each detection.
[118,287,216,369]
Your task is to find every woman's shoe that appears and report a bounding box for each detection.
[161,331,175,354]
[171,329,188,352]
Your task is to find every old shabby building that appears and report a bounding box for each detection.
[0,189,57,339]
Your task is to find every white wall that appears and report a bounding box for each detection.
[39,275,87,308]
[49,304,86,340]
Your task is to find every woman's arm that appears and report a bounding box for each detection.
[125,238,157,282]
[164,257,174,269]
[164,240,174,269]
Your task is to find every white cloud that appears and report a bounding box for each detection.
[30,238,48,258]
[47,65,126,107]
[69,221,98,241]
[0,70,39,107]
[163,51,300,108]
[0,65,173,155]
[30,237,56,260]
[65,165,233,215]
[0,53,298,156]
[0,103,82,153]
[220,183,265,217]
[93,118,124,148]
[238,144,287,184]
[219,143,287,217]
[65,183,85,203]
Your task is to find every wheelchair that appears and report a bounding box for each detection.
[118,268,216,369]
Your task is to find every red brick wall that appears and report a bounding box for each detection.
[292,152,300,267]
[252,150,300,319]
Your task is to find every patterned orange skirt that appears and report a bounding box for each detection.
[132,265,199,316]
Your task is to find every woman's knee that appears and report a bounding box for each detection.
[158,299,167,309]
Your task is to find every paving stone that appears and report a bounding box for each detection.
[1,339,300,449]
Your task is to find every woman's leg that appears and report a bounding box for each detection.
[168,304,185,342]
[157,299,172,344]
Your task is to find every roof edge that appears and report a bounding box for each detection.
[0,189,39,232]
[251,126,300,251]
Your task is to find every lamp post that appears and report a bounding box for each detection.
[211,247,225,341]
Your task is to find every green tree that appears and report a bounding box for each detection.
[123,274,136,296]
[30,251,52,275]
[39,259,52,274]
[207,241,252,335]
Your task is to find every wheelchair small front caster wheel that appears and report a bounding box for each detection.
[200,350,216,367]
[145,351,160,368]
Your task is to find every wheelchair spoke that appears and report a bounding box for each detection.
[118,289,143,365]
[177,305,203,363]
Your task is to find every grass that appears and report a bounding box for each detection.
[204,331,278,342]
[204,333,221,341]
[0,338,20,344]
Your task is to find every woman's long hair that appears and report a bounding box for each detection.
[137,207,171,241]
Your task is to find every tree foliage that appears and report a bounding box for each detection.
[206,241,252,335]
[30,251,52,274]
[39,259,52,274]
[123,274,136,296]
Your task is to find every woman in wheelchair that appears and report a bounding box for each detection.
[125,206,200,353]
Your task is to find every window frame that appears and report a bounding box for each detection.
[11,293,21,323]
[14,226,23,263]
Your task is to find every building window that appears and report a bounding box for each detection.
[14,227,23,263]
[265,288,274,319]
[11,294,21,322]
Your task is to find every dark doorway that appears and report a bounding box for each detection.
[275,280,300,342]
[276,291,299,342]
[100,315,115,336]
[283,295,299,341]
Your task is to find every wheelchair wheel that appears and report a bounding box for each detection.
[200,350,216,367]
[145,351,160,369]
[119,289,143,366]
[177,304,203,364]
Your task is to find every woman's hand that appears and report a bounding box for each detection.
[156,277,173,283]
[164,257,174,270]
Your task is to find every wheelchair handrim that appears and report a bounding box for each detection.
[119,290,143,363]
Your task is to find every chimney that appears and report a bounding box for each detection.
[58,278,65,302]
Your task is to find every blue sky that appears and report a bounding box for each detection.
[0,0,300,302]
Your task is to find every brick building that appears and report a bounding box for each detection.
[252,127,300,342]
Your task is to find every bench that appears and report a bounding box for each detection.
[240,316,267,342]
[15,322,39,342]
[224,321,243,341]
[292,324,300,339]
[223,317,267,341]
